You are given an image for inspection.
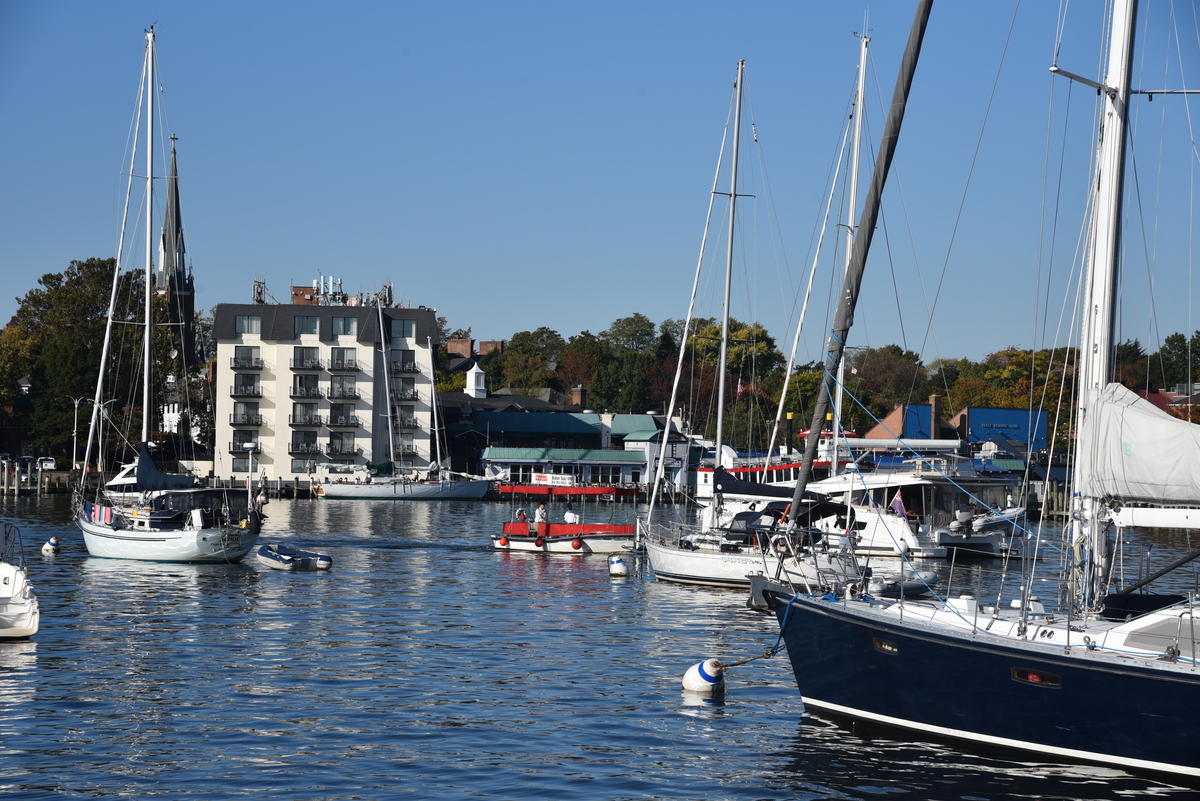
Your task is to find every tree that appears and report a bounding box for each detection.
[503,328,565,393]
[600,313,657,353]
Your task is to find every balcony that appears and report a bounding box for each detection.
[393,390,420,401]
[328,388,359,400]
[396,446,419,457]
[229,413,263,426]
[288,442,323,456]
[328,357,359,371]
[229,441,260,454]
[230,385,262,398]
[327,415,361,428]
[390,361,420,374]
[290,386,324,399]
[325,444,363,458]
[289,414,325,427]
[230,356,264,370]
[290,357,324,370]
[393,417,419,430]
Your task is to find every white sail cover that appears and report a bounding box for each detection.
[1077,382,1200,504]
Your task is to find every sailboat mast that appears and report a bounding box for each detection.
[832,25,871,473]
[142,26,155,445]
[377,300,397,468]
[1072,0,1136,605]
[787,0,933,523]
[428,336,443,473]
[714,59,745,471]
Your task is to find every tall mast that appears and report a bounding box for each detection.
[142,26,155,445]
[714,59,745,471]
[832,23,871,473]
[377,300,396,468]
[1071,0,1137,605]
[428,336,443,473]
[788,0,933,523]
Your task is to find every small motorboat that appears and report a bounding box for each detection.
[256,544,332,571]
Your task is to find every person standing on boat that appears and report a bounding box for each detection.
[563,504,580,524]
[534,503,548,523]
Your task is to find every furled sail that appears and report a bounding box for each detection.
[1077,383,1200,505]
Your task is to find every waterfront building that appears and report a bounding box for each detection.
[211,282,440,483]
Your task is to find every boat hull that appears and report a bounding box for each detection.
[318,480,489,500]
[77,513,259,563]
[494,522,634,554]
[764,589,1200,778]
[0,562,39,639]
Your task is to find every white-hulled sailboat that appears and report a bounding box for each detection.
[74,27,263,562]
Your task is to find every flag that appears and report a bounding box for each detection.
[851,367,858,375]
[736,378,745,398]
[890,491,906,518]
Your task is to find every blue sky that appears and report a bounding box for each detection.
[2,1,1197,364]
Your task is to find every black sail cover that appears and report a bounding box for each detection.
[135,442,198,491]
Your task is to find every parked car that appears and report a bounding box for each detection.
[17,456,35,483]
[36,457,56,471]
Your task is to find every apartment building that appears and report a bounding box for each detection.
[212,293,440,482]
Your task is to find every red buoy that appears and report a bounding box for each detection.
[534,537,545,547]
[499,537,508,547]
[571,538,583,550]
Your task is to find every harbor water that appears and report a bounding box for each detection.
[1,494,1193,799]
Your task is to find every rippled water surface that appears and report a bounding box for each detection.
[1,495,1193,799]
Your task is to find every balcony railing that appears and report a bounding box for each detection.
[327,415,361,428]
[325,444,363,458]
[328,357,359,371]
[328,388,359,400]
[393,417,419,430]
[390,362,420,374]
[230,357,264,370]
[229,413,263,425]
[230,385,262,397]
[288,442,323,456]
[290,357,324,370]
[288,414,325,426]
[396,446,419,456]
[229,441,260,454]
[393,390,420,401]
[290,386,324,399]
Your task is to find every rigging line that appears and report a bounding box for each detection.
[916,0,1024,365]
[745,96,796,332]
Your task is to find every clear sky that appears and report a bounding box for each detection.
[2,1,1197,364]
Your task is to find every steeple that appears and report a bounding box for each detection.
[158,135,197,360]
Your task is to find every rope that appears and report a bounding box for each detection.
[719,592,801,669]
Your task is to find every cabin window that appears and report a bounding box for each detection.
[391,319,417,339]
[235,315,261,335]
[294,316,319,337]
[1011,667,1061,688]
[874,638,899,655]
[332,316,357,336]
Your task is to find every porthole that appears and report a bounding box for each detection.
[1011,667,1061,688]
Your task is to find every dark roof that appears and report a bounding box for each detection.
[213,303,440,345]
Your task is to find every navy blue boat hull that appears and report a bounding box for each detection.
[767,591,1200,777]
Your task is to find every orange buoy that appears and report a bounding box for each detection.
[499,537,509,547]
[534,537,545,547]
[571,538,583,550]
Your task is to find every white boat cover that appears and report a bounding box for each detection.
[1078,383,1200,504]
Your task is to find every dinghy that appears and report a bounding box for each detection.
[256,544,332,571]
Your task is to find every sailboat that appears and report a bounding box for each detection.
[641,61,920,594]
[316,324,489,500]
[74,27,264,562]
[751,0,1200,778]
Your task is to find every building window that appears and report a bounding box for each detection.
[330,403,355,425]
[391,319,416,339]
[631,469,640,484]
[233,374,260,395]
[291,431,318,451]
[233,345,260,367]
[329,431,356,455]
[233,430,258,450]
[232,402,259,424]
[393,376,416,400]
[590,465,622,484]
[293,346,319,369]
[235,315,261,335]
[397,432,415,454]
[331,347,356,370]
[232,456,249,473]
[330,375,357,399]
[293,374,320,397]
[293,402,318,424]
[291,459,314,473]
[511,464,535,482]
[294,316,319,337]
[332,317,358,336]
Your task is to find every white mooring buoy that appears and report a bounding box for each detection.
[608,555,629,576]
[41,536,60,555]
[681,658,725,694]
